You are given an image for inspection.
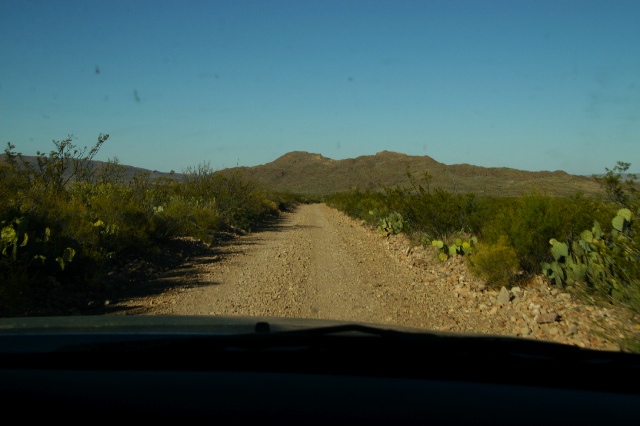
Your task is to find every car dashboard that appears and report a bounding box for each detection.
[1,316,638,424]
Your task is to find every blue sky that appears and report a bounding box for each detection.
[1,0,638,175]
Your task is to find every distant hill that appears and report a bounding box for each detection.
[6,151,604,198]
[224,151,603,197]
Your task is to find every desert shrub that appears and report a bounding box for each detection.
[480,193,606,275]
[402,189,487,238]
[593,161,639,209]
[468,236,520,289]
[0,196,99,316]
[182,164,280,232]
[271,191,312,211]
[64,181,157,256]
[11,134,109,194]
[325,189,391,229]
[1,136,301,316]
[160,196,222,244]
[391,170,491,238]
[326,184,490,241]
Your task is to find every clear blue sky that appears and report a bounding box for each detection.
[1,0,638,175]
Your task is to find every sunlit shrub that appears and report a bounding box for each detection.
[468,236,520,289]
[161,197,222,244]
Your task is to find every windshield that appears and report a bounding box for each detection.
[1,0,639,352]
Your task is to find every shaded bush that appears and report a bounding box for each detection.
[1,136,302,316]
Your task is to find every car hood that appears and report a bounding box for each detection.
[0,314,552,353]
[0,314,472,336]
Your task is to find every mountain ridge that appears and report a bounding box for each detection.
[225,150,601,197]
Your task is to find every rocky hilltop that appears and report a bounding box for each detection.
[226,151,602,197]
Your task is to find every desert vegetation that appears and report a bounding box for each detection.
[2,134,638,336]
[0,135,305,316]
[325,164,640,316]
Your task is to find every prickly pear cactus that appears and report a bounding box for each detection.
[549,238,568,261]
[377,212,404,236]
[1,217,29,260]
[612,208,632,233]
[543,207,638,302]
[432,235,476,261]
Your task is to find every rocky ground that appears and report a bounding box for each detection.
[103,203,640,351]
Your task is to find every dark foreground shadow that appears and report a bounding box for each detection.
[87,210,299,316]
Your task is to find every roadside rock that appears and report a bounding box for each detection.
[372,221,633,351]
[497,287,511,305]
[536,313,560,324]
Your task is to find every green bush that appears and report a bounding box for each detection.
[160,196,222,244]
[480,193,607,275]
[182,165,280,232]
[326,184,489,240]
[468,236,520,289]
[325,189,390,227]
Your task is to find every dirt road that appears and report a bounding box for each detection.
[108,204,631,350]
[112,204,421,325]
